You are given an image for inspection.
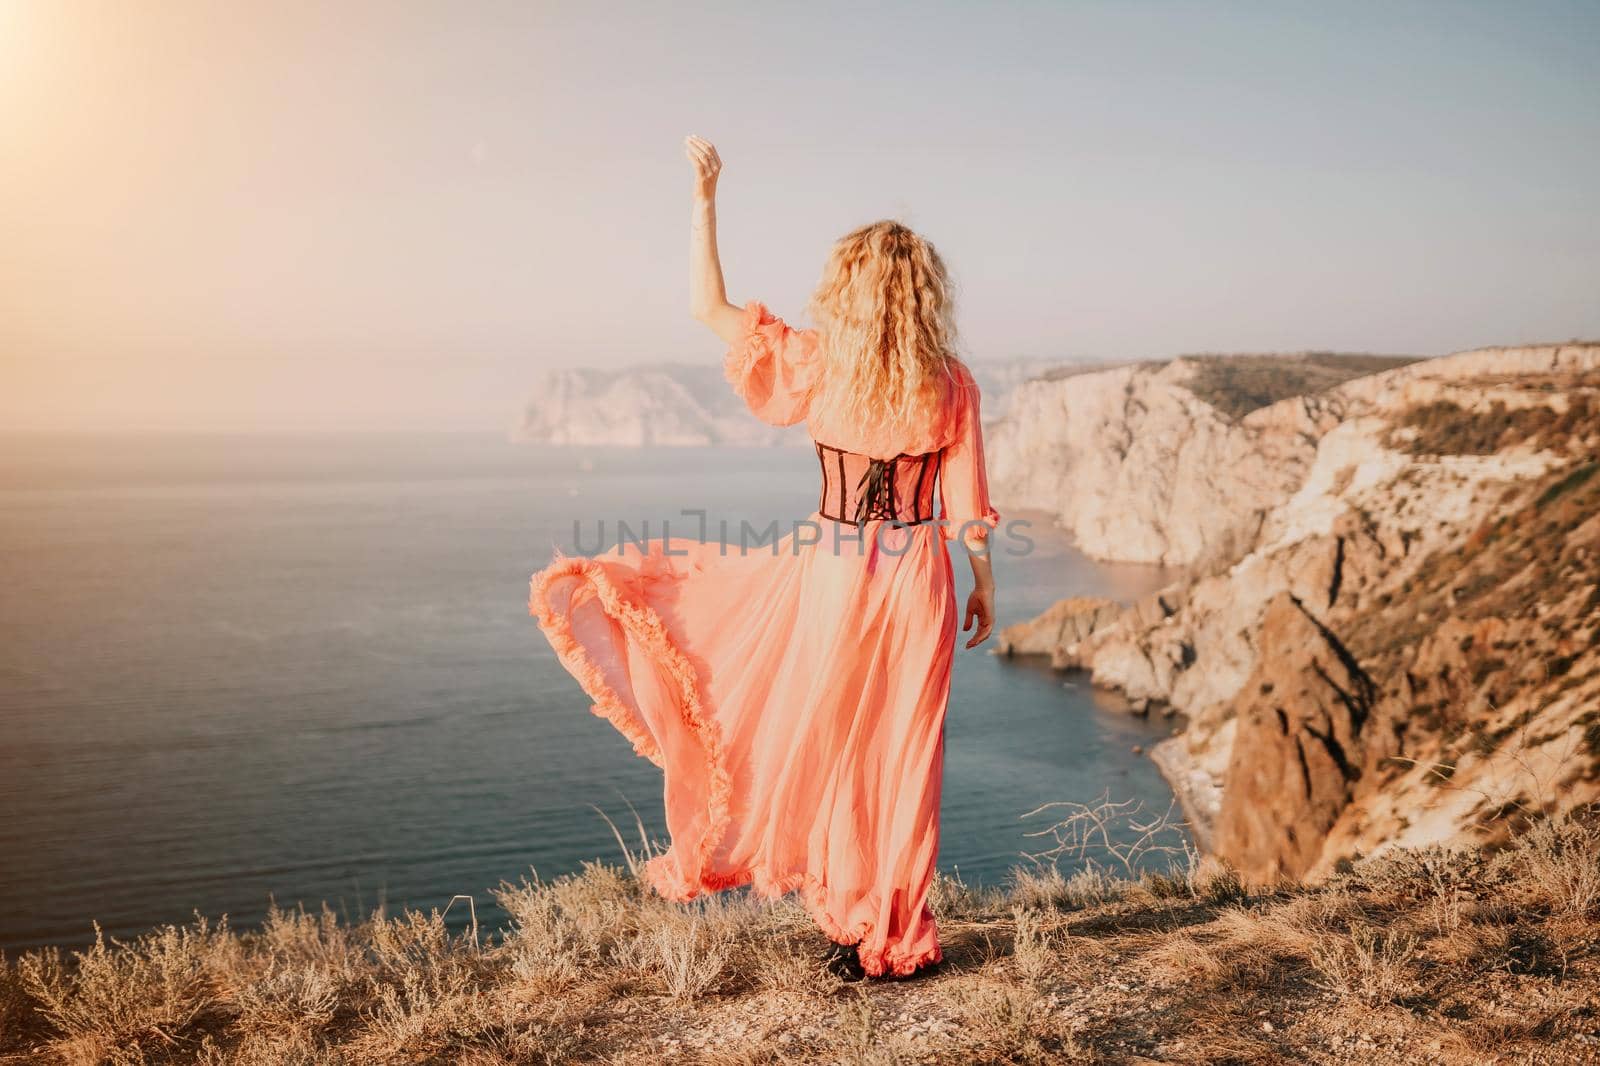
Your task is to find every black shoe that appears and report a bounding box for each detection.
[822,942,867,981]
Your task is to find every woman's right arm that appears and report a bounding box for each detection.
[685,135,746,344]
[940,364,1002,648]
[963,550,995,649]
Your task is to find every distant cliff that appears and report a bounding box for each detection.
[985,353,1419,566]
[511,366,796,447]
[998,343,1600,884]
[511,359,1074,447]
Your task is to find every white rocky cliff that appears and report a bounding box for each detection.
[512,366,800,447]
[512,359,1073,447]
[997,343,1600,882]
[984,355,1415,566]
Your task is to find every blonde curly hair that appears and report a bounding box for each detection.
[805,220,963,440]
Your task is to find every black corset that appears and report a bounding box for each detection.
[814,441,941,527]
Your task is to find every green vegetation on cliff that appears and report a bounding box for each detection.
[1182,353,1420,421]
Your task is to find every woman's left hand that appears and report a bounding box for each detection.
[684,135,722,202]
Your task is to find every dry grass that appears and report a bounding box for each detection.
[3,811,1600,1064]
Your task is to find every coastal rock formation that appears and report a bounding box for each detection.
[993,596,1121,668]
[1001,343,1600,884]
[1210,592,1380,883]
[985,353,1416,566]
[512,366,801,447]
[513,359,1068,448]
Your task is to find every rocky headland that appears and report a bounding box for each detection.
[512,358,1066,447]
[512,365,802,447]
[994,344,1600,884]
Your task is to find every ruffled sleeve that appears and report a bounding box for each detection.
[723,300,819,427]
[938,363,1001,547]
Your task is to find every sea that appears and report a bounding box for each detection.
[0,433,1177,953]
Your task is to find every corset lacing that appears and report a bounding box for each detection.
[814,441,941,527]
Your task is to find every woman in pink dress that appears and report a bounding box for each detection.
[529,135,999,979]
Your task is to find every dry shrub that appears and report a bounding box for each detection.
[255,900,358,975]
[195,1027,339,1066]
[232,962,339,1037]
[1307,922,1419,1006]
[503,934,582,995]
[1171,889,1372,992]
[360,960,478,1059]
[1007,863,1129,911]
[950,980,1045,1057]
[1498,809,1600,916]
[224,900,363,1042]
[946,978,1070,1062]
[0,952,33,1052]
[1013,792,1220,924]
[495,872,599,991]
[17,918,224,1060]
[354,969,584,1066]
[368,907,477,978]
[1009,906,1064,986]
[1348,841,1493,895]
[1185,853,1247,906]
[1348,842,1502,939]
[1206,899,1313,957]
[494,859,640,967]
[648,914,732,1001]
[1254,883,1366,936]
[927,867,997,922]
[1172,908,1294,989]
[1453,1003,1573,1055]
[749,935,844,998]
[1138,866,1201,902]
[1004,902,1107,985]
[447,1023,589,1066]
[349,907,492,1062]
[1438,916,1502,971]
[1440,920,1569,980]
[494,857,774,1000]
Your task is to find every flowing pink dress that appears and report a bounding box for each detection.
[529,300,999,976]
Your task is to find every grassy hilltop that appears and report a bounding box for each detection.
[3,809,1598,1065]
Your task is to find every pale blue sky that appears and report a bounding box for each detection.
[3,1,1597,430]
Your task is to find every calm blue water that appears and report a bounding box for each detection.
[0,433,1176,953]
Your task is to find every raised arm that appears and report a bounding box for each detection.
[685,135,746,344]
